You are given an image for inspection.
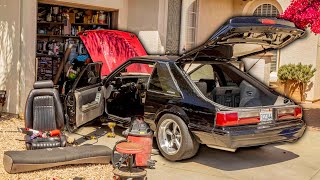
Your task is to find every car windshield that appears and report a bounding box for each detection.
[119,63,154,75]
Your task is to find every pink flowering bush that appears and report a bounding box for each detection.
[280,0,320,33]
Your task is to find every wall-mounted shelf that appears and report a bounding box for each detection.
[37,21,64,25]
[36,2,113,82]
[37,34,80,38]
[71,23,109,26]
[36,54,63,57]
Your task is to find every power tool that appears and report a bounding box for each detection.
[18,128,61,140]
[106,122,116,138]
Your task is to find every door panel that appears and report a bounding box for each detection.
[74,85,105,127]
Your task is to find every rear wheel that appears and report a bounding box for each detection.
[156,114,199,161]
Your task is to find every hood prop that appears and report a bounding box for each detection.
[185,51,200,72]
[245,45,267,73]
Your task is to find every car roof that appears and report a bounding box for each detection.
[133,55,180,62]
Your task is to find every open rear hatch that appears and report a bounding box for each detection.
[178,17,305,127]
[178,16,305,61]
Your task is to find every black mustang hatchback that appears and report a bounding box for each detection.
[65,17,306,161]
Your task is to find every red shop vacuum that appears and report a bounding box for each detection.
[112,116,156,179]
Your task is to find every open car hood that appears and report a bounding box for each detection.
[79,30,152,76]
[178,17,305,61]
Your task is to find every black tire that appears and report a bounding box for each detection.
[247,145,264,149]
[156,114,199,161]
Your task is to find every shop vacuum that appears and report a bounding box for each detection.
[112,116,156,169]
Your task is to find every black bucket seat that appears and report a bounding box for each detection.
[24,80,66,150]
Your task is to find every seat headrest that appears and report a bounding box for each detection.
[195,82,208,94]
[33,80,54,89]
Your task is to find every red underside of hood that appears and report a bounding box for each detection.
[79,30,151,76]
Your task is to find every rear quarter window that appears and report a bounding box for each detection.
[189,64,214,81]
[148,62,181,96]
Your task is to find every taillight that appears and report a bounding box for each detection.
[294,106,303,119]
[216,111,260,127]
[277,106,303,120]
[260,19,276,25]
[258,18,295,27]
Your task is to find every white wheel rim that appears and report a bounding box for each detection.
[158,119,182,155]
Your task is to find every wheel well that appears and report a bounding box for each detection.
[154,111,202,144]
[155,111,189,127]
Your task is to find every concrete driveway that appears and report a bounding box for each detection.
[68,122,320,180]
[64,104,320,180]
[148,129,320,180]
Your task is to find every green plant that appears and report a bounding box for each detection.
[277,63,316,101]
[278,63,296,82]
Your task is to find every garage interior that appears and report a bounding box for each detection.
[36,0,118,85]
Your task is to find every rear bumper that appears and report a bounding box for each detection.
[192,120,306,150]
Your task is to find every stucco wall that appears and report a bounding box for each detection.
[19,0,37,117]
[277,0,320,101]
[0,0,21,114]
[127,0,167,54]
[127,0,159,32]
[235,0,283,15]
[197,0,233,45]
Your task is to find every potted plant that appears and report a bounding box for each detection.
[277,63,316,102]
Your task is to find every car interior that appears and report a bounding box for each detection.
[103,63,155,121]
[186,62,285,108]
[69,62,154,127]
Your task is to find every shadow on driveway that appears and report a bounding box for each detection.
[70,120,302,172]
[181,144,299,171]
[73,124,126,145]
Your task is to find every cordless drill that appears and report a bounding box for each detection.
[106,122,116,138]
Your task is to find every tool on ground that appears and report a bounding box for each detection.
[66,135,75,144]
[111,116,155,180]
[18,128,61,139]
[18,136,61,143]
[84,135,97,140]
[107,122,116,138]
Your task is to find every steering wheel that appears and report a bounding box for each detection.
[119,82,137,93]
[128,82,137,92]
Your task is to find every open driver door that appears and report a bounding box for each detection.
[65,62,105,132]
